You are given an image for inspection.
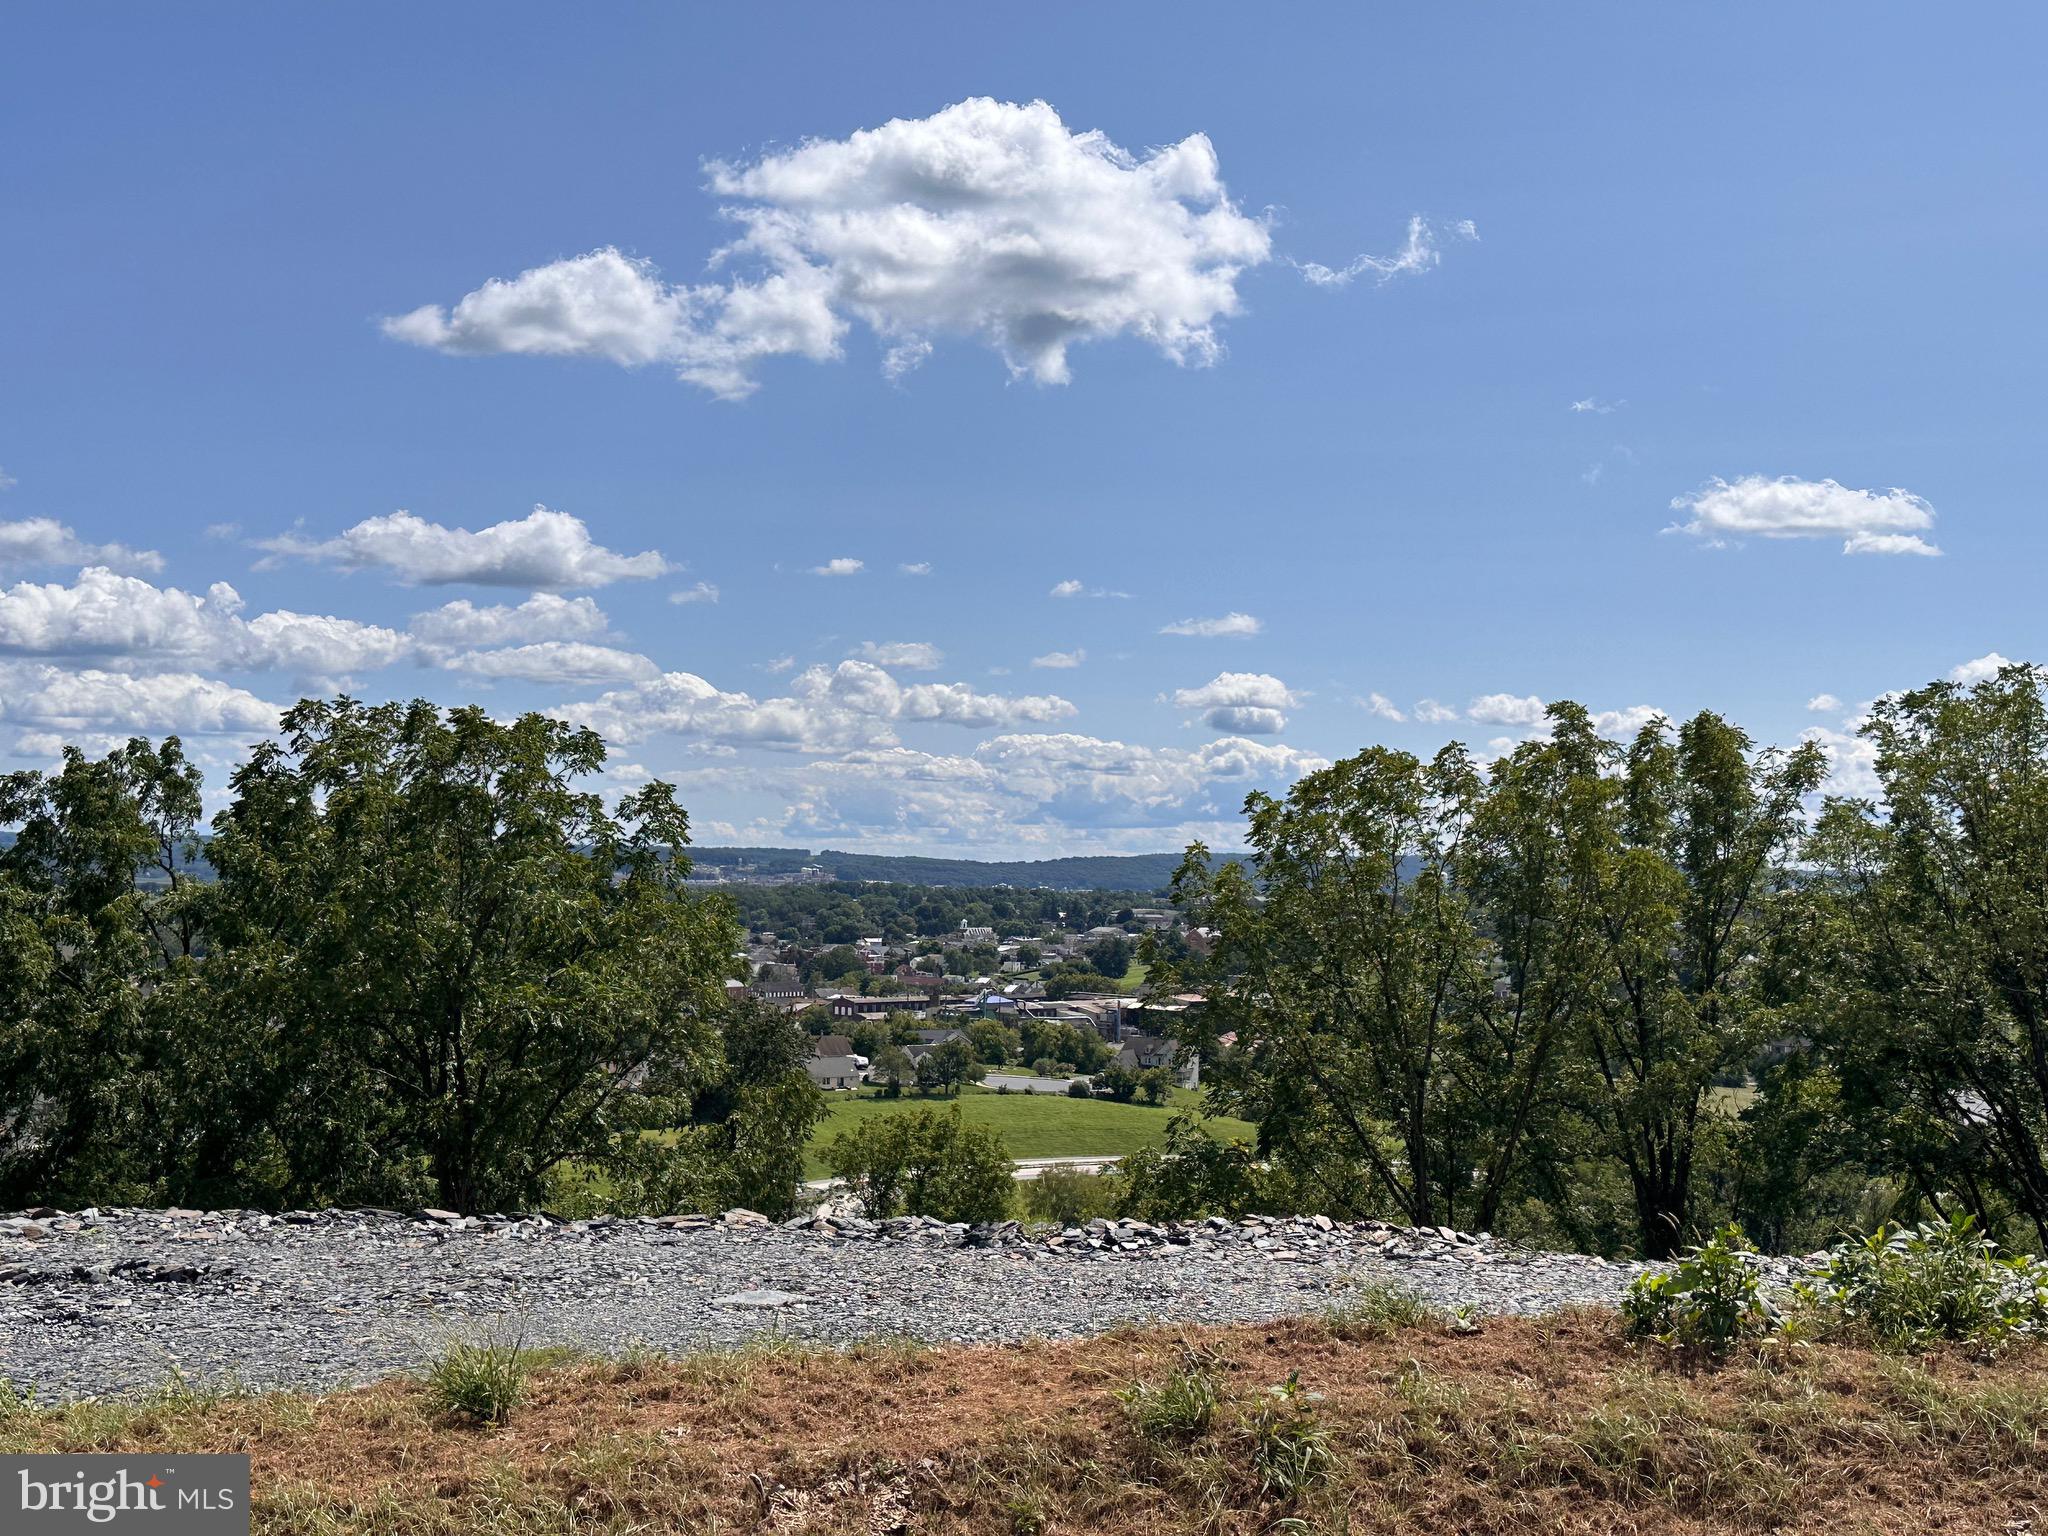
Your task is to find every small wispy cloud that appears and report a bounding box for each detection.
[811,556,865,576]
[1297,216,1478,288]
[1360,692,1406,722]
[1051,578,1129,599]
[1160,611,1262,638]
[668,581,719,605]
[1570,397,1624,415]
[855,640,943,670]
[899,562,932,576]
[1031,649,1085,669]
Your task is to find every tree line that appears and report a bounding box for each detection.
[0,698,819,1217]
[1151,665,2048,1258]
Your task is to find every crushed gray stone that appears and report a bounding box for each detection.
[0,1206,1818,1401]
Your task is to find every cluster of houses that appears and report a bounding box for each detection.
[726,915,1207,1097]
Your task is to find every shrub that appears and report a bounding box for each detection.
[1021,1166,1119,1227]
[1117,1359,1220,1441]
[1114,1113,1279,1221]
[1621,1226,1778,1357]
[825,1105,1013,1224]
[425,1329,536,1425]
[1066,1078,1094,1099]
[1237,1371,1332,1497]
[1801,1213,2048,1350]
[1322,1279,1437,1339]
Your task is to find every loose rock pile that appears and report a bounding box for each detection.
[0,1204,1812,1401]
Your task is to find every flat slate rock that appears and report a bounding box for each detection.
[712,1288,807,1309]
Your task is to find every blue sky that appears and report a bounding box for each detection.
[2,5,2043,854]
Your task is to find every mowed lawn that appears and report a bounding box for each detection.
[804,1087,1253,1179]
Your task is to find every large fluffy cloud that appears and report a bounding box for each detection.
[1466,692,1547,727]
[409,593,612,649]
[386,98,1276,397]
[1668,475,1940,557]
[0,518,162,574]
[445,641,658,685]
[774,731,1328,847]
[0,661,279,737]
[0,567,410,677]
[257,507,670,587]
[1171,671,1301,734]
[559,659,1076,751]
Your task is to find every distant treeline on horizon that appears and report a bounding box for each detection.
[685,845,1247,892]
[0,830,1238,896]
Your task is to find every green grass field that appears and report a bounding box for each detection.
[804,1085,1252,1179]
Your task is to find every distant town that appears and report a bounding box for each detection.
[714,878,1210,1102]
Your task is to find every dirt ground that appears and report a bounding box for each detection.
[8,1310,2046,1533]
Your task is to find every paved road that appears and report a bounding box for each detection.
[982,1073,1086,1095]
[803,1154,1121,1192]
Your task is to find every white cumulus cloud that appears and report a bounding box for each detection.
[409,593,612,649]
[257,506,670,587]
[560,660,1076,752]
[1172,671,1300,734]
[1806,693,1843,713]
[811,557,864,577]
[445,642,660,686]
[0,567,410,678]
[0,517,163,574]
[1951,651,2013,685]
[1466,692,1547,727]
[1668,475,1941,557]
[1361,692,1406,722]
[386,99,1278,399]
[855,640,943,670]
[0,661,280,737]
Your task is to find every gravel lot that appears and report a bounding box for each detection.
[0,1204,1761,1401]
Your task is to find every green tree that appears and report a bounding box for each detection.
[186,698,737,1214]
[1113,1113,1290,1221]
[1802,664,2048,1244]
[964,1017,1019,1066]
[1573,712,1823,1256]
[870,1043,916,1095]
[1086,935,1133,979]
[825,1105,1013,1222]
[613,1001,825,1219]
[0,740,198,1205]
[915,1036,985,1096]
[1093,1061,1139,1102]
[1165,743,1502,1227]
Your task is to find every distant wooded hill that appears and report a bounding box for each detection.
[686,846,1231,891]
[0,832,1226,894]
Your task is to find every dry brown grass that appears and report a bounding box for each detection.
[5,1312,2046,1533]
